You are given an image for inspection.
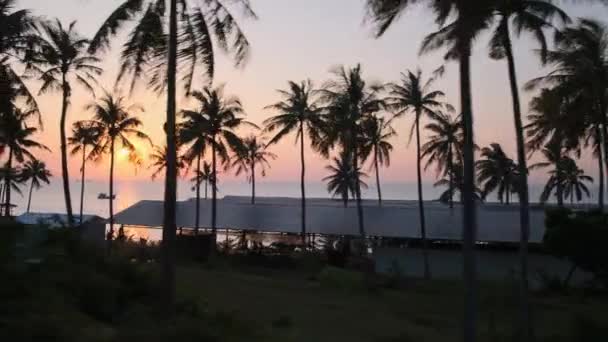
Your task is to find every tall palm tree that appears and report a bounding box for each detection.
[181,86,254,234]
[434,163,483,204]
[31,20,101,226]
[559,157,594,204]
[90,0,256,312]
[323,152,368,208]
[359,114,395,206]
[82,92,150,237]
[0,109,48,216]
[489,3,569,334]
[21,159,51,213]
[179,100,213,234]
[229,135,277,204]
[527,19,608,209]
[319,64,383,238]
[69,121,100,223]
[421,111,463,209]
[366,2,496,339]
[190,162,215,200]
[476,143,519,204]
[529,144,570,206]
[264,80,324,244]
[385,69,448,280]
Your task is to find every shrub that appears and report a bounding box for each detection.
[544,209,608,285]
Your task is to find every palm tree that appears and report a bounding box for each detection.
[21,159,51,213]
[489,3,569,334]
[319,64,383,238]
[527,19,608,211]
[323,152,368,208]
[181,86,254,234]
[264,80,324,244]
[0,166,22,216]
[434,163,483,204]
[0,109,48,216]
[385,68,448,279]
[229,135,277,204]
[31,20,101,226]
[559,158,594,204]
[82,92,150,237]
[359,114,395,206]
[0,0,40,125]
[421,111,463,209]
[149,145,185,180]
[529,144,570,206]
[476,143,519,204]
[68,121,100,223]
[190,162,215,200]
[90,0,256,312]
[366,2,496,339]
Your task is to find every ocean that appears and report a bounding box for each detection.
[9,178,601,218]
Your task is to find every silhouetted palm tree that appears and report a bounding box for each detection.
[527,19,608,211]
[0,166,22,215]
[359,114,394,206]
[229,135,277,204]
[190,162,215,200]
[182,86,254,233]
[560,158,594,204]
[31,20,101,226]
[264,80,324,243]
[0,109,48,216]
[319,64,383,238]
[323,152,368,208]
[21,159,51,213]
[421,112,463,208]
[529,144,570,206]
[367,2,496,338]
[69,121,100,223]
[385,68,448,279]
[90,0,256,311]
[0,0,40,125]
[434,163,483,204]
[83,92,151,236]
[489,3,569,333]
[476,143,519,204]
[149,145,185,180]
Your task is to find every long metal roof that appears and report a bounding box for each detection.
[113,196,548,243]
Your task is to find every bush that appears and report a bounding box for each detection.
[544,209,608,285]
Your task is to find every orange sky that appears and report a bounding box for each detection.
[12,0,608,186]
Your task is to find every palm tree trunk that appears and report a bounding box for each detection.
[374,147,382,206]
[299,122,307,245]
[416,113,430,280]
[597,128,604,209]
[4,148,13,217]
[161,0,178,316]
[504,31,531,342]
[109,138,115,236]
[195,154,201,235]
[212,138,217,234]
[556,164,564,207]
[460,43,478,342]
[26,178,34,213]
[448,144,454,209]
[600,98,608,211]
[79,146,86,224]
[60,76,73,226]
[353,144,365,239]
[251,160,256,204]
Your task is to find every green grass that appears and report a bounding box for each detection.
[177,263,608,342]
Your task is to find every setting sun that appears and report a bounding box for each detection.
[117,148,130,161]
